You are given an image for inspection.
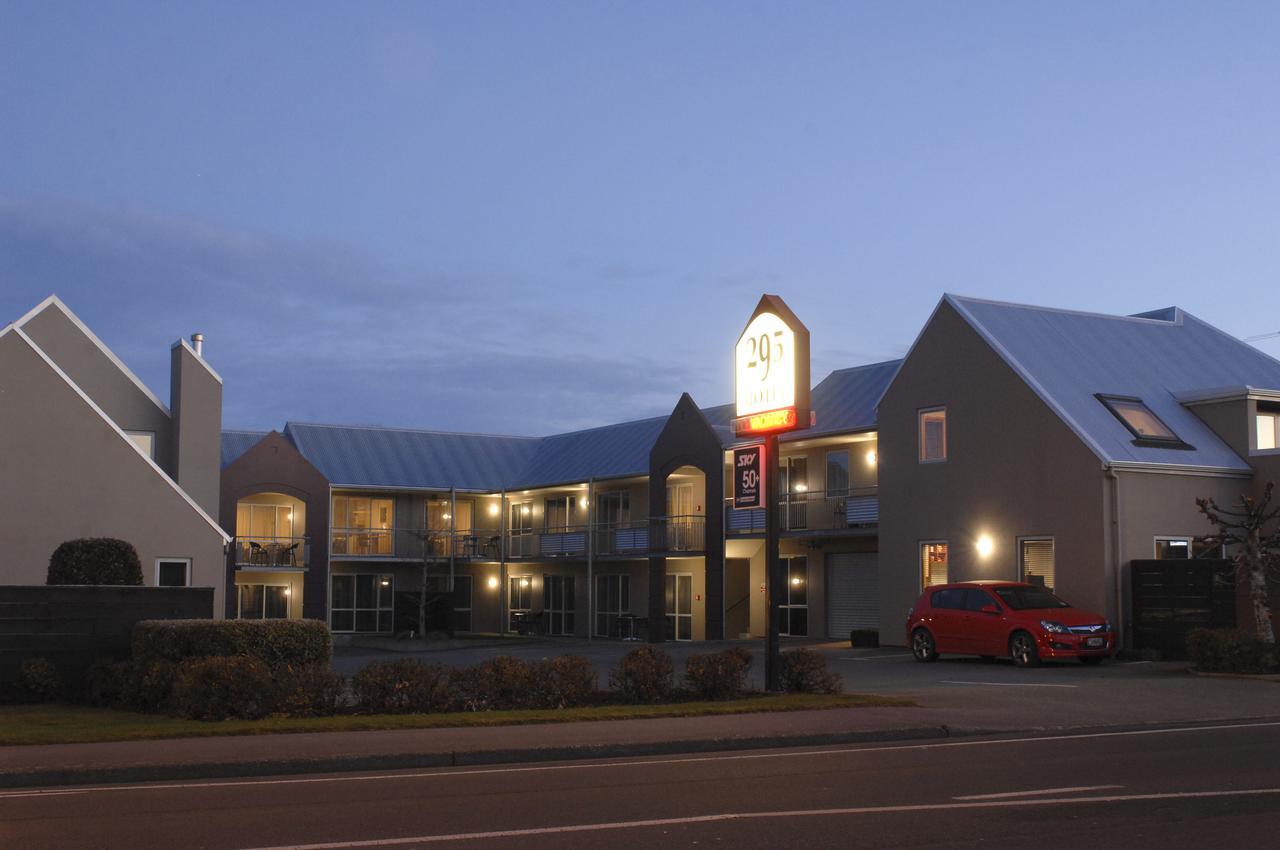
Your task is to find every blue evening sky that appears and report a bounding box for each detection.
[2,2,1278,435]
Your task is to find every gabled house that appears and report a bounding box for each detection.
[879,295,1280,647]
[0,297,230,613]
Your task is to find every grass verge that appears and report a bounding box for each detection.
[1,693,913,747]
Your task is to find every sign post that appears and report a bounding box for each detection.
[732,295,810,692]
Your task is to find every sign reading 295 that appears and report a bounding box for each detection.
[735,312,796,417]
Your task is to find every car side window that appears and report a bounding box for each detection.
[964,590,996,612]
[931,589,963,610]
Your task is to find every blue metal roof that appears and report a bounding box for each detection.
[283,423,541,491]
[221,430,269,469]
[948,295,1280,471]
[799,360,900,440]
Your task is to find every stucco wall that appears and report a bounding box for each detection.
[0,331,226,615]
[877,301,1107,645]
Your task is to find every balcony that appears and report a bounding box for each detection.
[507,527,588,559]
[594,521,650,557]
[725,487,879,535]
[233,536,309,569]
[649,515,705,554]
[331,527,394,557]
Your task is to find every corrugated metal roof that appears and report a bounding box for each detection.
[514,416,669,486]
[284,423,541,491]
[948,295,1280,471]
[799,360,901,440]
[221,430,269,469]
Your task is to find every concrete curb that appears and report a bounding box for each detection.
[6,715,1280,790]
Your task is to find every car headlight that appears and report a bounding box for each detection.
[1040,620,1068,633]
[1103,620,1111,632]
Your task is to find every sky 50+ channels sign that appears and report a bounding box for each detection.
[733,294,811,437]
[733,444,765,509]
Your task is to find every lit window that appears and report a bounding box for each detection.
[1019,538,1055,593]
[1154,537,1191,559]
[918,408,947,462]
[1097,395,1188,447]
[1257,412,1280,450]
[921,542,948,587]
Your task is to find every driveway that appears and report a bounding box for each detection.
[333,637,1280,732]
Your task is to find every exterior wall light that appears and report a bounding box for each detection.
[520,578,530,588]
[794,483,808,493]
[487,576,499,589]
[976,535,994,558]
[866,450,877,466]
[488,504,499,517]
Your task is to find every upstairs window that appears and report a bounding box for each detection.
[825,450,850,496]
[918,408,947,462]
[1096,395,1191,449]
[921,541,948,588]
[1257,409,1280,450]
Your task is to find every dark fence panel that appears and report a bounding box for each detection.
[0,585,214,682]
[1130,560,1235,659]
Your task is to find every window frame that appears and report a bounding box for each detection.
[1256,409,1280,452]
[1154,536,1192,560]
[1095,394,1193,449]
[1017,536,1056,593]
[155,558,191,587]
[920,540,949,589]
[918,407,948,463]
[594,573,631,637]
[237,581,291,620]
[824,449,850,497]
[329,573,393,633]
[125,430,156,459]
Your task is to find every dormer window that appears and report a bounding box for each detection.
[1257,408,1280,451]
[1096,395,1193,450]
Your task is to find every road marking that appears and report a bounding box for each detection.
[234,787,1280,849]
[954,784,1122,800]
[838,653,914,661]
[3,720,1277,800]
[942,680,1079,688]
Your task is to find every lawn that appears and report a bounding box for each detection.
[1,692,913,747]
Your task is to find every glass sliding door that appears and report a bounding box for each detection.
[664,573,693,641]
[543,575,576,636]
[780,556,808,636]
[595,574,630,637]
[508,575,533,631]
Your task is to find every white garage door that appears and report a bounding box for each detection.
[826,553,879,638]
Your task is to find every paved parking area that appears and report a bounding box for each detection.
[334,636,1280,731]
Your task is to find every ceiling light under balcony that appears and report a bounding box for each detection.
[866,450,877,466]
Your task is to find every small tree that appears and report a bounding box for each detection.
[1195,484,1279,644]
[47,537,143,585]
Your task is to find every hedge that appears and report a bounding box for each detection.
[1187,628,1278,674]
[132,619,332,668]
[47,537,143,585]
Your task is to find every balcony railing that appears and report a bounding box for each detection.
[331,527,394,557]
[649,515,706,553]
[725,487,879,534]
[233,536,309,569]
[594,521,650,556]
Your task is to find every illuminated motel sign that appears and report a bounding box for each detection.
[733,295,811,438]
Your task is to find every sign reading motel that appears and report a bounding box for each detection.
[733,294,811,437]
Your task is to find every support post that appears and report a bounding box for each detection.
[764,433,783,692]
[449,487,457,594]
[499,490,507,636]
[587,477,595,642]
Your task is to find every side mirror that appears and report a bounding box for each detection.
[980,604,1001,615]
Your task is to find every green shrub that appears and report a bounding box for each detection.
[1187,628,1277,674]
[83,659,134,708]
[455,656,537,711]
[779,648,841,694]
[523,655,598,709]
[170,656,277,721]
[16,657,61,702]
[684,647,753,700]
[133,619,332,668]
[47,538,143,585]
[275,664,346,717]
[352,659,453,714]
[130,660,177,712]
[608,646,674,703]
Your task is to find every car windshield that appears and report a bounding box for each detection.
[994,586,1071,610]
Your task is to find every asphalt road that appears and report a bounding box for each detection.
[5,720,1280,849]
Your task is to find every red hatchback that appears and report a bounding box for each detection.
[906,581,1115,667]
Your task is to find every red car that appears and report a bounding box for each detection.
[906,581,1115,667]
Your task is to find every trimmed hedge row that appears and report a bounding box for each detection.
[1187,628,1278,674]
[132,619,332,668]
[47,537,143,586]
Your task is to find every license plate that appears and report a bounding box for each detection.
[1085,637,1104,648]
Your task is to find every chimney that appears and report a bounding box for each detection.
[191,333,204,357]
[170,338,222,517]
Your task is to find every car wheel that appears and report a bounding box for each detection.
[1009,631,1040,668]
[911,628,939,662]
[1080,655,1104,666]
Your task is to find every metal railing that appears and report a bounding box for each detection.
[593,521,650,556]
[649,515,706,553]
[233,536,309,569]
[330,527,394,557]
[724,487,879,534]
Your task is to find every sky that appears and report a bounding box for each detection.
[2,2,1279,436]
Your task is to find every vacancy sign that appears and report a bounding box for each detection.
[733,444,765,509]
[733,295,811,437]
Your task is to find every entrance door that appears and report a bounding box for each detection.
[664,573,693,641]
[780,556,808,636]
[725,558,751,639]
[543,574,576,636]
[508,575,533,632]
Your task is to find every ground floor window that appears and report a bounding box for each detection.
[544,574,576,635]
[239,583,289,619]
[453,575,473,632]
[1155,537,1191,559]
[1019,538,1055,593]
[156,558,190,587]
[509,575,533,631]
[781,556,808,636]
[331,573,393,632]
[921,542,948,588]
[665,573,693,641]
[595,574,630,637]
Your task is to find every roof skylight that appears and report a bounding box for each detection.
[1096,395,1192,449]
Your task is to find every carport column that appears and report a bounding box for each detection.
[587,477,595,642]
